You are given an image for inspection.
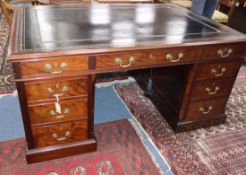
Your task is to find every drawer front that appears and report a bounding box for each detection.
[24,77,88,101]
[15,56,88,78]
[96,47,198,70]
[196,60,241,80]
[153,47,198,64]
[96,52,153,70]
[29,99,88,125]
[32,121,88,147]
[191,78,235,100]
[185,97,227,121]
[202,43,245,59]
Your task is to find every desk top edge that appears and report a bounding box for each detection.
[8,4,246,61]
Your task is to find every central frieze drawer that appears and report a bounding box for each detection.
[28,99,88,125]
[153,47,198,64]
[191,78,235,100]
[96,52,154,70]
[96,47,198,70]
[196,60,241,80]
[14,55,88,78]
[185,97,228,121]
[24,77,88,102]
[32,120,89,148]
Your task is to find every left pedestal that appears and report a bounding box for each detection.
[12,56,97,163]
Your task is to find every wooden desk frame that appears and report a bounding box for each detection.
[7,4,246,163]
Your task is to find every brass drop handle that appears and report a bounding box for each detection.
[217,48,233,58]
[115,57,135,68]
[52,131,71,141]
[49,108,70,118]
[44,62,67,74]
[205,86,220,95]
[47,85,69,96]
[211,66,226,77]
[166,53,183,63]
[199,105,213,114]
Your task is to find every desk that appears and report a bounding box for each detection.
[8,4,246,163]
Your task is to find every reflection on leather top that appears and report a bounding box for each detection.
[17,4,244,52]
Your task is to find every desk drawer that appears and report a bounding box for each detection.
[96,52,153,70]
[14,56,88,78]
[24,77,88,102]
[96,47,198,70]
[185,97,227,121]
[191,78,235,100]
[32,120,88,148]
[29,99,88,125]
[196,60,241,80]
[153,47,198,64]
[202,43,245,59]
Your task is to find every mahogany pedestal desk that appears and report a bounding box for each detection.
[8,4,246,163]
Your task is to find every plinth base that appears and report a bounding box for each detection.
[26,137,97,163]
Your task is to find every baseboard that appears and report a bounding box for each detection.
[175,114,227,132]
[26,137,97,164]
